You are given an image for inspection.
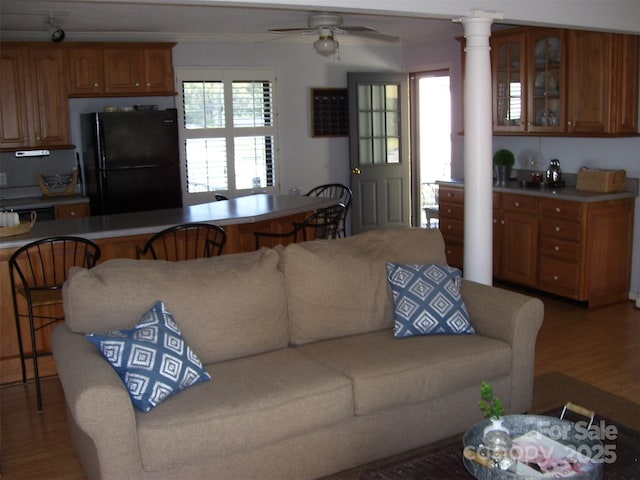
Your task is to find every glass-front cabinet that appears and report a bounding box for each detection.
[527,29,565,133]
[492,32,526,132]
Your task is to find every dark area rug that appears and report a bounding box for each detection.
[322,372,640,480]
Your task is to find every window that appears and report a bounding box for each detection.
[176,68,277,203]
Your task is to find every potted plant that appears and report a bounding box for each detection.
[493,149,515,185]
[479,381,509,436]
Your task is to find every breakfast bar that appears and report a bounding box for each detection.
[0,194,338,384]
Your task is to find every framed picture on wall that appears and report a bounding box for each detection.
[311,88,349,137]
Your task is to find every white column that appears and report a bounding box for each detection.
[459,11,501,285]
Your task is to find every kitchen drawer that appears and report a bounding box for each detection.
[540,236,581,262]
[443,240,463,269]
[539,258,581,298]
[439,186,464,204]
[439,203,464,220]
[541,198,583,221]
[540,219,581,242]
[54,202,90,219]
[439,218,464,238]
[501,194,539,214]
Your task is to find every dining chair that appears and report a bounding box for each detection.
[136,223,227,261]
[305,183,352,237]
[254,203,345,249]
[9,236,101,411]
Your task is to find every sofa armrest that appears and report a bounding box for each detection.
[461,280,544,414]
[52,324,143,480]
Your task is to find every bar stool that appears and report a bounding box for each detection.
[136,223,227,261]
[9,236,101,411]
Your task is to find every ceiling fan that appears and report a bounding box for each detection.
[269,12,399,56]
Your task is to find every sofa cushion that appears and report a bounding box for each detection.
[297,330,511,415]
[386,263,474,337]
[135,348,354,471]
[63,248,288,364]
[85,300,211,412]
[280,228,448,345]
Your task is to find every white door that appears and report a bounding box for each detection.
[348,72,410,234]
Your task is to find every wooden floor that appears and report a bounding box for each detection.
[1,293,639,479]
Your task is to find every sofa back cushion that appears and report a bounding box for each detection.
[279,228,447,345]
[63,248,289,364]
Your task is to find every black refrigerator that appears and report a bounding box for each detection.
[81,109,183,215]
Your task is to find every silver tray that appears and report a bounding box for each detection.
[463,414,603,480]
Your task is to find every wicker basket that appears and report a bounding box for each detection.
[576,168,627,193]
[0,211,37,238]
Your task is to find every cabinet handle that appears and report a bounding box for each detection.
[70,211,76,216]
[553,275,559,281]
[146,82,151,87]
[555,207,561,213]
[135,82,140,87]
[554,246,560,251]
[515,202,520,207]
[501,220,505,225]
[555,226,561,232]
[447,192,453,198]
[447,208,452,214]
[93,83,99,87]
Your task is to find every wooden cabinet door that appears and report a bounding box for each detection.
[67,47,105,96]
[500,210,539,286]
[104,47,144,94]
[54,202,90,219]
[27,46,70,147]
[612,34,639,134]
[492,32,526,133]
[566,31,612,134]
[143,47,174,93]
[0,46,29,149]
[527,29,566,134]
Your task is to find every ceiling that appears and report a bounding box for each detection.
[0,0,469,46]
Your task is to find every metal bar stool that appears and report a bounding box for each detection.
[254,203,345,249]
[136,223,227,261]
[305,184,352,237]
[9,236,101,411]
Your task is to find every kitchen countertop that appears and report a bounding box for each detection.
[437,179,638,202]
[0,195,89,210]
[0,194,338,249]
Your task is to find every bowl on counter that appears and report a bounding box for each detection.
[42,173,73,190]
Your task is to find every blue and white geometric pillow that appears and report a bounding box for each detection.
[386,263,475,338]
[85,301,211,412]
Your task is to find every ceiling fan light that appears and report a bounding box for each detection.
[313,36,339,56]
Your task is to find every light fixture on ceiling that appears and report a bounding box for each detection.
[313,28,339,56]
[45,14,65,42]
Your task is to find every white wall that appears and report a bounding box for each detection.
[172,41,403,194]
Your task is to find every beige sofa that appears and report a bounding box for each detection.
[52,228,544,480]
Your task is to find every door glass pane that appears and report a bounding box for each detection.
[385,85,399,111]
[371,85,385,110]
[358,112,371,137]
[373,138,386,164]
[386,112,398,136]
[359,139,372,165]
[372,112,385,137]
[495,40,522,127]
[358,85,371,110]
[387,138,400,163]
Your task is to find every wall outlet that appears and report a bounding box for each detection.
[0,172,7,186]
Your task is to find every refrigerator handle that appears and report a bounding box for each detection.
[95,115,107,171]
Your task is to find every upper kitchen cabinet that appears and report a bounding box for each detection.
[68,43,176,97]
[527,29,565,134]
[492,31,526,132]
[490,27,639,136]
[0,44,71,150]
[566,31,638,135]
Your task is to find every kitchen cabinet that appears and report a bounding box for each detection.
[0,44,71,150]
[68,43,175,97]
[438,184,634,307]
[67,47,105,95]
[438,186,464,268]
[54,201,90,219]
[496,193,539,287]
[490,27,639,136]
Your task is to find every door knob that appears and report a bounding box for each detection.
[351,167,361,175]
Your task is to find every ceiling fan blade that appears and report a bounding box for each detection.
[340,26,399,42]
[269,27,315,34]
